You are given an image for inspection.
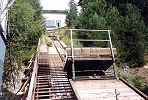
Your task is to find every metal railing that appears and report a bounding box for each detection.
[27,39,41,100]
[67,29,117,80]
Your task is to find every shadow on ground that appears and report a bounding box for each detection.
[0,88,21,100]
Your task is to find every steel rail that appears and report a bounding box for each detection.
[74,39,110,42]
[49,34,78,100]
[26,35,77,100]
[67,29,110,32]
[50,34,67,62]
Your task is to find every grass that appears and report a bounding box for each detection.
[58,27,83,47]
[21,45,36,62]
[118,67,148,95]
[144,56,148,65]
[42,34,52,47]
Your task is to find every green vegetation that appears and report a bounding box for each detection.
[45,39,52,47]
[66,0,148,95]
[58,27,82,47]
[59,28,71,47]
[3,0,44,88]
[119,68,148,95]
[66,0,78,28]
[76,0,145,67]
[42,35,52,47]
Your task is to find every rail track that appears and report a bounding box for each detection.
[16,31,148,100]
[34,35,77,100]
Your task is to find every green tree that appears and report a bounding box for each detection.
[77,0,145,67]
[106,0,148,25]
[76,0,119,47]
[106,0,148,50]
[116,4,145,67]
[66,0,78,28]
[3,0,44,88]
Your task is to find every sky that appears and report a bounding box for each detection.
[40,0,80,10]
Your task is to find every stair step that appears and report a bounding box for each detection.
[51,90,73,93]
[36,82,51,85]
[52,81,69,83]
[36,85,50,88]
[37,77,51,79]
[35,91,51,94]
[37,80,51,82]
[51,85,70,87]
[51,87,72,90]
[36,88,51,91]
[51,76,66,78]
[35,95,52,98]
[37,75,51,77]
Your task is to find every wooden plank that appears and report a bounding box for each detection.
[69,79,81,100]
[66,48,117,57]
[27,58,38,100]
[70,79,145,100]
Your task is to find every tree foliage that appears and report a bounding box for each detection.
[76,0,145,67]
[66,0,78,28]
[76,0,119,47]
[116,4,145,67]
[106,0,148,50]
[3,0,44,87]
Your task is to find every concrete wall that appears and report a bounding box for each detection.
[40,0,67,29]
[43,13,66,28]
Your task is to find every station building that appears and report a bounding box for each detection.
[40,0,69,30]
[43,10,67,30]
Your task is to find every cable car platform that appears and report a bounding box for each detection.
[64,48,117,79]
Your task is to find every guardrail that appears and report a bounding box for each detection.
[16,52,35,94]
[67,29,117,79]
[16,39,41,100]
[26,39,41,100]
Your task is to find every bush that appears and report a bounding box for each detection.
[142,85,148,95]
[130,75,144,90]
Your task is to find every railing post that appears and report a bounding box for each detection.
[108,30,118,79]
[70,29,75,80]
[27,39,40,100]
[115,89,120,100]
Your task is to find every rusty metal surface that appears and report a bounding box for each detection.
[46,54,77,99]
[71,79,145,100]
[34,36,77,100]
[26,35,146,100]
[34,55,77,99]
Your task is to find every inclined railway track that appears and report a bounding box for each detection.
[34,35,77,100]
[21,31,148,100]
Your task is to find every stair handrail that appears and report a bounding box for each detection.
[15,40,40,99]
[27,38,41,100]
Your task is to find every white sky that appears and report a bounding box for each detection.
[40,0,80,10]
